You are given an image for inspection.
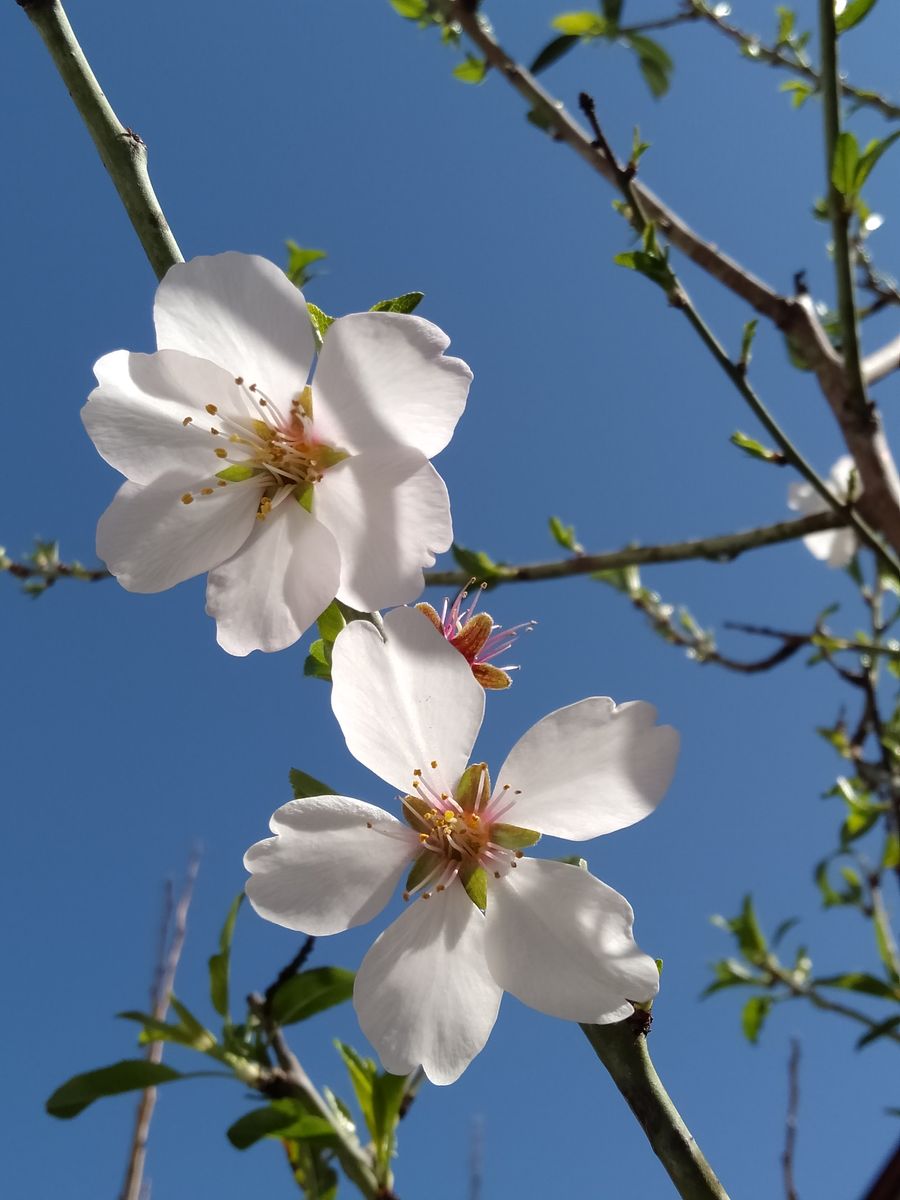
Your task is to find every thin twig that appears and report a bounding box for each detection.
[119,853,200,1200]
[18,0,182,281]
[451,4,900,559]
[782,1039,801,1200]
[724,622,900,662]
[263,936,316,1014]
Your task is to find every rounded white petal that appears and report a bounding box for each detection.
[154,253,315,407]
[787,479,821,516]
[331,605,484,794]
[245,797,417,935]
[496,698,678,841]
[206,499,341,655]
[84,350,258,487]
[829,455,856,495]
[484,858,660,1022]
[97,474,260,593]
[354,884,502,1084]
[312,311,471,458]
[824,527,858,568]
[315,447,452,613]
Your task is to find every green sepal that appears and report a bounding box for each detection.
[460,864,487,911]
[491,823,541,850]
[216,464,259,482]
[401,793,432,831]
[455,762,490,812]
[405,852,437,895]
[296,484,314,513]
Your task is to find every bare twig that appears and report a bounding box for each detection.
[18,0,182,281]
[120,853,200,1200]
[782,1039,801,1200]
[262,935,316,1014]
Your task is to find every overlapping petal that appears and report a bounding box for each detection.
[96,473,260,593]
[312,312,471,458]
[84,350,255,487]
[496,698,679,840]
[330,606,485,795]
[244,797,417,936]
[354,885,503,1084]
[315,447,452,613]
[484,858,659,1022]
[788,456,858,568]
[205,498,341,656]
[154,253,316,408]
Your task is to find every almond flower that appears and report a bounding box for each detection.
[787,455,858,569]
[416,581,534,689]
[244,607,679,1084]
[81,253,471,654]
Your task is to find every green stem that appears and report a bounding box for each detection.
[19,0,182,280]
[582,1018,731,1200]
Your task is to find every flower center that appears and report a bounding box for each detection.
[397,761,539,909]
[179,380,346,513]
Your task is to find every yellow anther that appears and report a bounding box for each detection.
[256,496,272,521]
[413,768,422,777]
[502,784,510,791]
[200,487,214,496]
[210,427,220,436]
[418,832,428,842]
[430,760,438,769]
[205,403,218,415]
[444,810,455,821]
[515,850,524,859]
[182,416,193,427]
[493,871,501,879]
[180,493,193,505]
[234,376,244,385]
[214,448,228,459]
[366,821,373,829]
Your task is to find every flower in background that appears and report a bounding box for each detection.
[416,581,534,689]
[787,455,858,569]
[82,253,471,655]
[244,606,678,1084]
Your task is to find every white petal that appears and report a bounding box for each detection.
[244,797,417,935]
[829,455,856,496]
[484,858,659,1022]
[496,698,678,841]
[315,447,452,612]
[787,479,821,516]
[206,499,341,655]
[97,474,260,593]
[354,884,502,1084]
[312,311,471,459]
[154,253,315,408]
[825,528,857,568]
[84,349,259,487]
[331,606,485,795]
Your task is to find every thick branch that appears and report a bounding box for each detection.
[582,1017,731,1200]
[19,0,182,280]
[452,4,900,561]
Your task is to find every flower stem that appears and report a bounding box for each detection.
[581,1017,731,1200]
[18,0,182,280]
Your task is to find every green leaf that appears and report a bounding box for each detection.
[614,247,672,291]
[856,1015,900,1049]
[370,291,425,315]
[855,130,900,191]
[371,1072,408,1174]
[741,995,773,1044]
[836,0,879,33]
[289,768,336,799]
[831,131,861,198]
[389,0,428,17]
[730,431,783,464]
[630,126,650,166]
[625,34,673,99]
[118,1010,216,1054]
[700,957,757,998]
[209,891,244,1020]
[47,1061,185,1119]
[453,55,488,84]
[307,303,334,348]
[451,543,512,582]
[780,79,815,109]
[739,319,758,366]
[334,1043,377,1139]
[303,639,332,681]
[227,1104,335,1150]
[317,600,346,645]
[285,241,327,290]
[551,12,608,37]
[548,515,584,554]
[269,967,356,1026]
[816,972,899,1000]
[726,895,769,963]
[883,832,900,871]
[490,823,541,849]
[529,34,579,75]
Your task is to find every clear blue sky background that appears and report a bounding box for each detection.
[2,1,899,1197]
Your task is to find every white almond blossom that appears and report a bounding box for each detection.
[244,607,679,1084]
[81,253,471,654]
[787,455,858,568]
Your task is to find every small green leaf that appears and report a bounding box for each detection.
[551,12,608,37]
[831,131,861,198]
[289,768,336,799]
[453,55,488,84]
[741,995,773,1044]
[451,543,512,582]
[883,832,900,871]
[317,600,346,645]
[855,130,900,191]
[836,0,879,33]
[303,639,331,681]
[285,241,327,289]
[370,292,425,315]
[307,302,334,347]
[614,248,672,291]
[856,1015,900,1049]
[548,515,584,554]
[490,823,541,849]
[227,1104,335,1150]
[730,431,783,464]
[630,126,650,165]
[209,891,244,1020]
[625,34,673,99]
[780,79,815,109]
[47,1061,185,1119]
[269,967,356,1025]
[815,972,899,1000]
[389,0,428,17]
[371,1072,408,1173]
[529,34,579,75]
[335,1043,377,1139]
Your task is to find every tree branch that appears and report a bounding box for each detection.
[782,1040,801,1200]
[18,0,182,281]
[582,1016,731,1200]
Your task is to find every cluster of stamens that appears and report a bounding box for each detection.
[178,379,345,516]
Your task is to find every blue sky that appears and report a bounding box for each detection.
[2,1,899,1197]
